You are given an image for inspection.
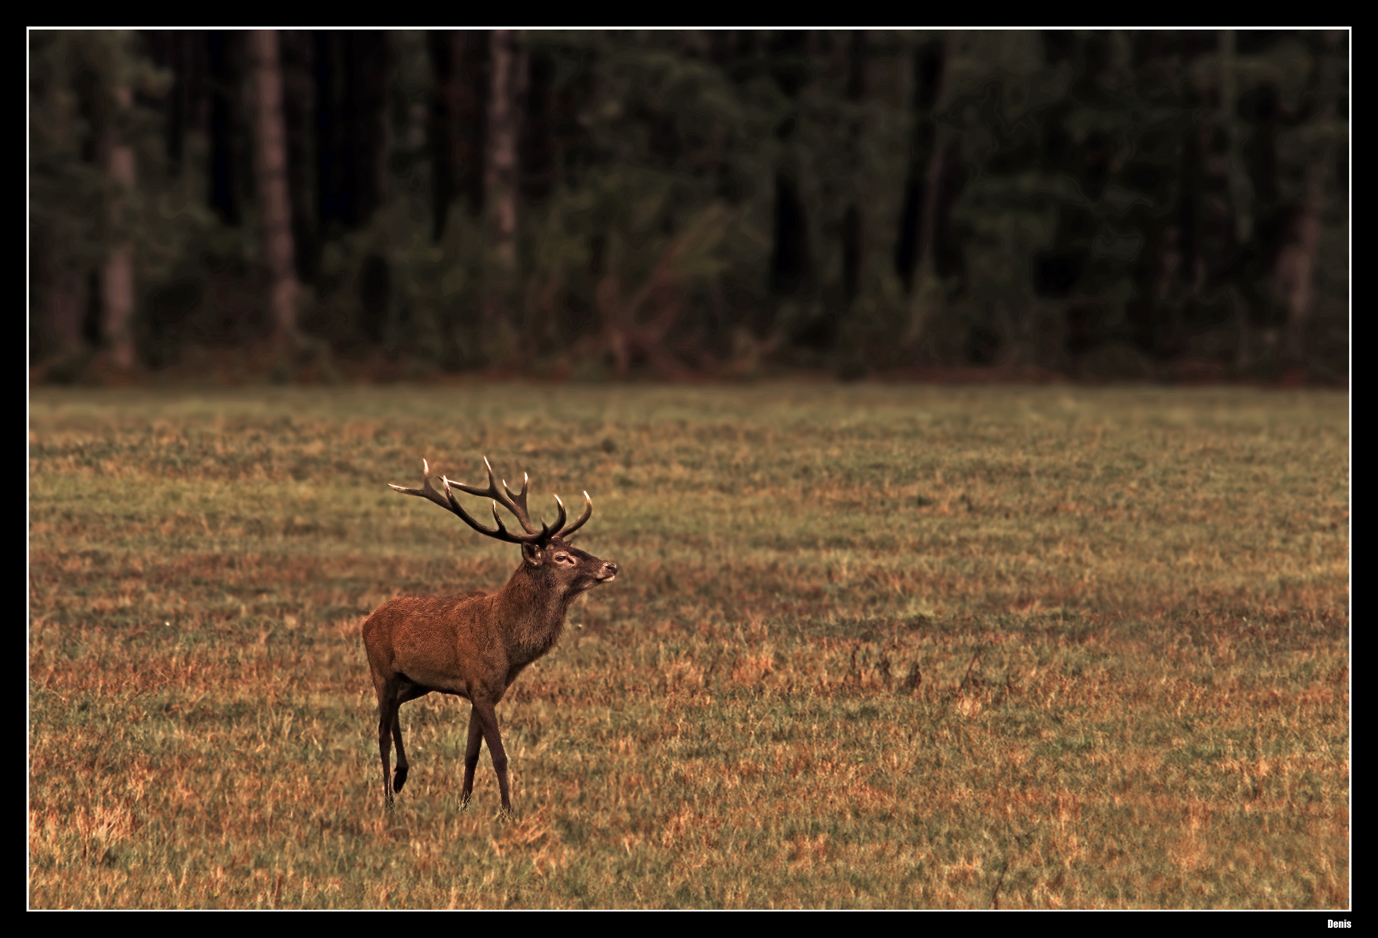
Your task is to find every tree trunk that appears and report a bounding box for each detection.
[901,129,951,349]
[850,34,912,366]
[482,29,522,365]
[1277,37,1340,370]
[250,29,301,352]
[1277,166,1324,369]
[901,38,949,352]
[1219,30,1254,246]
[278,31,317,283]
[1281,213,1320,367]
[1219,29,1261,372]
[47,268,89,363]
[102,82,137,371]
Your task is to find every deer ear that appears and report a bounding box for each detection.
[521,542,541,566]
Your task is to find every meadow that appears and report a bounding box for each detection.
[28,382,1349,908]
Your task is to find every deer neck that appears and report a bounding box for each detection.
[493,562,572,662]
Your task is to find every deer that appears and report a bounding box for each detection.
[361,457,618,812]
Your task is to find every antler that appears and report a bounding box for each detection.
[555,490,594,538]
[389,457,593,545]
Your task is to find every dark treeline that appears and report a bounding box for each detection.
[28,30,1349,382]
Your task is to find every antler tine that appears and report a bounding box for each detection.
[502,471,530,505]
[500,469,540,535]
[488,500,514,538]
[442,457,492,499]
[389,459,458,514]
[546,493,568,536]
[483,494,555,543]
[558,491,594,538]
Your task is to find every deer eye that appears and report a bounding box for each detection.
[555,553,570,563]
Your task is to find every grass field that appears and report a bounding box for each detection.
[28,383,1349,909]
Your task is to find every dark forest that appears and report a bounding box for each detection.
[28,30,1349,383]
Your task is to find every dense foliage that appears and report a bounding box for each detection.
[28,30,1349,381]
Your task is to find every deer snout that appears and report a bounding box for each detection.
[598,561,618,582]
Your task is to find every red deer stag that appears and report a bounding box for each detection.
[361,457,618,811]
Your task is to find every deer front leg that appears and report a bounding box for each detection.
[470,697,512,814]
[460,709,484,806]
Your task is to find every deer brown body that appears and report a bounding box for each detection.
[362,458,617,811]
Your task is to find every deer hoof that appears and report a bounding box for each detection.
[393,766,409,792]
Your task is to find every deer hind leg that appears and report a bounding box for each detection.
[470,698,512,813]
[384,684,428,801]
[377,690,400,807]
[390,711,409,793]
[460,709,484,806]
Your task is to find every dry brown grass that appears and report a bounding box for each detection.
[29,384,1348,908]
